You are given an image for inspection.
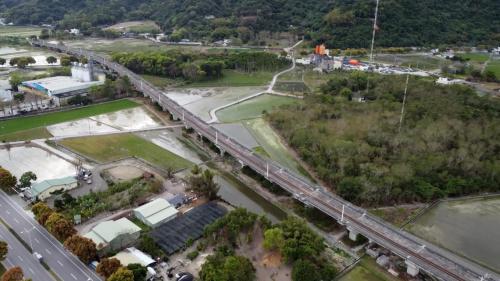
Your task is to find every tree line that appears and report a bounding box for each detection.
[268,71,500,206]
[111,50,289,81]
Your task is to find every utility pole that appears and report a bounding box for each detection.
[341,204,345,223]
[398,69,411,133]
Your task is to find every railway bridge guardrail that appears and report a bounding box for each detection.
[31,40,499,281]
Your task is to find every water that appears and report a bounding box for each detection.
[407,197,500,272]
[215,170,287,223]
[0,146,76,182]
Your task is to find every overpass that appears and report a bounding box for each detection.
[31,40,499,281]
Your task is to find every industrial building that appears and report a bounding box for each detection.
[111,247,156,267]
[29,176,78,200]
[84,218,141,253]
[19,62,105,105]
[133,198,179,228]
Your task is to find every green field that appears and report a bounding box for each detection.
[59,133,192,170]
[0,26,42,37]
[141,74,182,88]
[486,59,500,77]
[460,53,490,63]
[0,127,52,142]
[339,257,400,281]
[187,70,274,87]
[244,118,312,179]
[0,100,139,137]
[216,94,300,123]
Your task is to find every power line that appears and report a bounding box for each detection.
[398,68,411,134]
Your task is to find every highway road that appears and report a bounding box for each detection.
[0,192,102,281]
[31,40,500,281]
[0,222,54,281]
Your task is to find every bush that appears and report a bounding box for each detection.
[187,251,199,260]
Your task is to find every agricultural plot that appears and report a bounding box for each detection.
[59,133,192,171]
[273,81,310,95]
[216,94,300,123]
[168,86,267,122]
[486,59,500,77]
[0,146,76,182]
[406,196,500,272]
[104,20,160,33]
[0,26,42,37]
[0,99,139,138]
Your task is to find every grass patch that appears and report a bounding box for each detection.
[0,26,42,37]
[0,127,52,142]
[370,207,423,227]
[130,216,151,231]
[216,94,300,123]
[339,257,400,281]
[253,146,270,158]
[460,53,490,63]
[141,74,182,88]
[187,70,274,87]
[59,133,192,170]
[486,60,500,77]
[0,99,139,136]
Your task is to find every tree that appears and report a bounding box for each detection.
[9,57,35,69]
[13,94,25,103]
[336,177,363,202]
[0,58,6,66]
[18,171,36,189]
[107,267,134,281]
[45,212,76,241]
[64,235,97,264]
[96,258,122,278]
[291,259,321,281]
[126,264,147,281]
[46,56,57,64]
[188,168,219,200]
[221,255,255,281]
[9,73,23,91]
[263,228,285,251]
[0,168,17,194]
[39,29,50,40]
[32,202,54,225]
[1,267,24,281]
[0,241,8,261]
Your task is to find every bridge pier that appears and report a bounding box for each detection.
[405,260,419,277]
[238,160,245,168]
[218,147,225,157]
[346,226,359,241]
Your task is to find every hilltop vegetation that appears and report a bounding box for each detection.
[1,0,499,47]
[267,72,500,206]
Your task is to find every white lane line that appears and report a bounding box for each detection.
[70,273,77,280]
[13,218,19,224]
[29,268,34,274]
[34,238,40,244]
[57,260,63,266]
[17,255,23,261]
[0,194,102,281]
[45,248,51,255]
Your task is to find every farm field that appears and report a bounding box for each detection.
[339,257,400,281]
[216,94,300,123]
[104,20,160,33]
[406,196,500,273]
[0,99,139,138]
[187,70,274,87]
[0,26,42,37]
[59,133,192,171]
[486,59,500,77]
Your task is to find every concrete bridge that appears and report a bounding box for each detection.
[31,40,499,281]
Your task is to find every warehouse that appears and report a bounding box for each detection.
[133,198,179,228]
[29,176,78,200]
[84,218,141,253]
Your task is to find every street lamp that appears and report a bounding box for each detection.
[20,227,36,252]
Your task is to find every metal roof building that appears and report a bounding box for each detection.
[30,176,78,200]
[20,76,103,97]
[151,202,227,254]
[133,198,179,228]
[112,247,156,267]
[84,218,141,253]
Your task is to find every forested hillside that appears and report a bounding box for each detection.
[1,0,499,48]
[267,72,500,206]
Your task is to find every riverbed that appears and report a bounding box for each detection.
[406,196,500,272]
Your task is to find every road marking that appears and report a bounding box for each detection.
[17,255,23,261]
[13,218,19,224]
[28,268,34,274]
[34,238,40,244]
[57,260,63,266]
[70,273,77,280]
[45,249,51,255]
[6,210,10,215]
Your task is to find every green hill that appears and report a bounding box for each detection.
[1,0,498,48]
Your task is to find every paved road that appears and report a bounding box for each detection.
[32,40,500,281]
[0,223,54,281]
[0,192,102,281]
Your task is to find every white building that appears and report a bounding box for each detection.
[133,198,179,228]
[69,28,80,35]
